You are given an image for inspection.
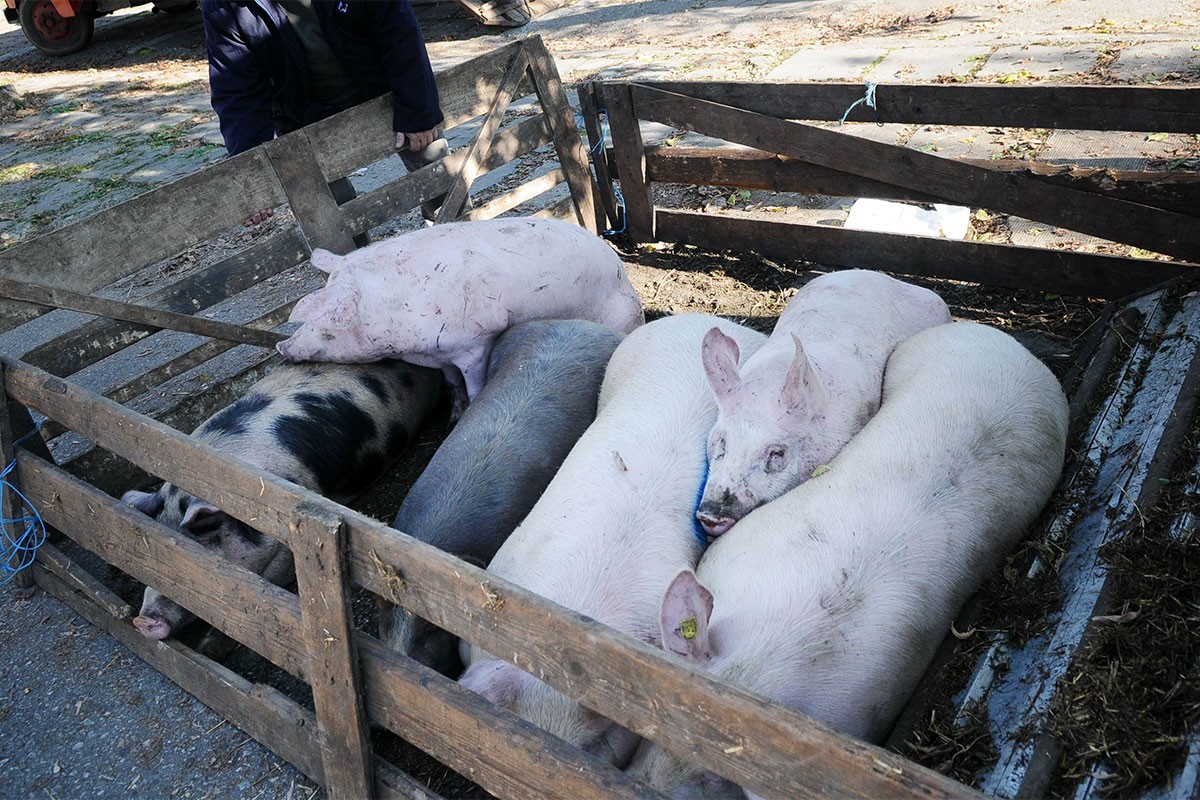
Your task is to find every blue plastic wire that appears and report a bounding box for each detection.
[839,82,882,126]
[691,453,710,550]
[586,108,628,236]
[1,420,47,587]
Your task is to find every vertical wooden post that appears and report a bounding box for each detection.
[577,81,620,233]
[525,36,600,234]
[291,502,375,800]
[266,133,360,255]
[600,82,655,242]
[0,361,53,598]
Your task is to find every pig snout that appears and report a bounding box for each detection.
[132,614,173,640]
[695,509,737,538]
[696,484,752,538]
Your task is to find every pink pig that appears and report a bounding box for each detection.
[277,218,645,408]
[696,269,950,537]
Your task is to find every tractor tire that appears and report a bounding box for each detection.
[18,0,95,56]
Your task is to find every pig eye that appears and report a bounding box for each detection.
[764,447,787,473]
[709,437,726,460]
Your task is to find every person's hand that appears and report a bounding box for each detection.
[395,127,438,153]
[243,208,274,227]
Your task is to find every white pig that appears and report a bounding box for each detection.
[626,321,1069,798]
[458,313,767,767]
[276,218,645,411]
[696,269,950,537]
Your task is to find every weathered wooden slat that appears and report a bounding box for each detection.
[579,82,621,231]
[304,40,534,183]
[36,542,132,620]
[524,36,598,232]
[601,83,655,240]
[292,505,375,800]
[267,133,359,255]
[0,149,283,335]
[434,44,530,225]
[632,81,1200,132]
[340,115,554,234]
[529,194,579,223]
[0,276,287,351]
[655,209,1196,299]
[640,146,1200,216]
[15,228,308,377]
[628,84,1200,261]
[4,357,979,799]
[31,555,327,785]
[461,168,567,222]
[1,362,34,591]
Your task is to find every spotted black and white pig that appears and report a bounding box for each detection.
[626,321,1069,799]
[123,360,443,642]
[458,313,767,767]
[275,218,645,412]
[380,319,624,675]
[696,269,950,537]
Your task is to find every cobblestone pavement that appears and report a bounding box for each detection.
[0,1,1198,797]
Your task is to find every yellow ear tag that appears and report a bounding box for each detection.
[811,464,830,479]
[679,616,698,640]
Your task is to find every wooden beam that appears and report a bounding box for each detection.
[579,82,621,231]
[1,362,35,593]
[292,505,375,800]
[461,168,567,222]
[267,132,359,255]
[628,84,1200,261]
[524,35,598,232]
[433,44,530,225]
[655,208,1196,300]
[600,83,654,241]
[629,81,1200,132]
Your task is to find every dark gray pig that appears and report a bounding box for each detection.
[380,319,624,675]
[122,359,443,641]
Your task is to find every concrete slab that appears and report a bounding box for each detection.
[977,44,1099,80]
[905,125,997,161]
[1110,41,1200,81]
[1040,130,1152,169]
[767,47,891,82]
[865,46,988,83]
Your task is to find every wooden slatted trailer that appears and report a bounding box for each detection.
[0,35,984,800]
[581,79,1200,798]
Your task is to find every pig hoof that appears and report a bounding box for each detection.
[132,615,172,640]
[696,513,736,538]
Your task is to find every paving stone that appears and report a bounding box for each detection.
[767,47,891,81]
[1110,41,1200,80]
[905,125,998,160]
[1040,130,1152,169]
[865,46,988,82]
[976,44,1099,80]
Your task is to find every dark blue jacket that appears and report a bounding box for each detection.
[201,0,444,155]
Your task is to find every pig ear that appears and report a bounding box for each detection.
[660,570,715,663]
[459,659,528,708]
[701,327,742,407]
[289,281,359,329]
[779,334,825,420]
[122,489,164,517]
[309,248,342,274]
[180,501,227,535]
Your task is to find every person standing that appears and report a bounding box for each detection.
[201,0,462,231]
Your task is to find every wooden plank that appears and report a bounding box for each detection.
[461,168,567,222]
[340,115,553,234]
[433,44,530,225]
[529,194,579,223]
[266,132,359,255]
[31,558,327,785]
[524,36,598,232]
[600,83,654,240]
[0,148,283,335]
[630,81,1200,132]
[17,451,310,680]
[36,541,132,620]
[579,82,621,231]
[1,362,35,592]
[304,40,533,183]
[292,504,374,800]
[16,228,308,376]
[0,276,287,351]
[629,84,1200,261]
[655,208,1197,299]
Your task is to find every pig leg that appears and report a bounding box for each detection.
[445,347,490,419]
[442,366,469,420]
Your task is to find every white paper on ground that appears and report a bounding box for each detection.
[844,198,971,240]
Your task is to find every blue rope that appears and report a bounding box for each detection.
[1,420,47,587]
[585,108,627,236]
[692,453,710,550]
[839,82,882,126]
